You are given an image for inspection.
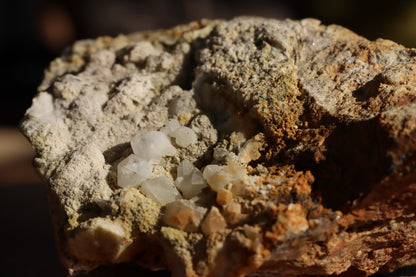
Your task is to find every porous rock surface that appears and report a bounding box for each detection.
[21,17,416,277]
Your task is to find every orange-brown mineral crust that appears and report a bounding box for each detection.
[21,17,416,277]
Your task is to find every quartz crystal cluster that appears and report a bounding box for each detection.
[117,118,253,231]
[117,119,198,201]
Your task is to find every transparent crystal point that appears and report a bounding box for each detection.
[117,154,153,188]
[177,159,194,177]
[131,130,176,163]
[140,175,182,205]
[175,160,207,199]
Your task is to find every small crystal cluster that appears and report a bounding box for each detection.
[117,119,198,204]
[117,118,254,232]
[175,160,206,199]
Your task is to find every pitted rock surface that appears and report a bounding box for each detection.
[21,17,416,277]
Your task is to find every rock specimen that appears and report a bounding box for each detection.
[21,17,416,277]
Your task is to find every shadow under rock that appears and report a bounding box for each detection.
[372,266,416,276]
[296,116,393,212]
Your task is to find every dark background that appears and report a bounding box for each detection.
[1,0,416,276]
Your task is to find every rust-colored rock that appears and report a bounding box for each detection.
[21,17,416,276]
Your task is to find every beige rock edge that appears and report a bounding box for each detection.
[21,17,416,277]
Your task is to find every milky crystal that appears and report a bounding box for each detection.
[177,159,194,177]
[226,161,253,196]
[174,160,207,199]
[160,118,180,136]
[206,170,234,191]
[140,176,182,205]
[202,164,224,180]
[117,154,153,188]
[203,161,251,192]
[227,161,249,181]
[202,165,233,192]
[162,199,207,232]
[190,170,205,186]
[130,130,176,163]
[238,139,262,164]
[172,126,197,147]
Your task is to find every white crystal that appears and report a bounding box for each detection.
[172,126,197,147]
[117,154,153,188]
[202,162,249,192]
[223,161,252,195]
[206,170,233,191]
[184,169,206,198]
[131,130,176,163]
[190,169,205,186]
[202,164,224,180]
[160,118,180,136]
[177,159,194,177]
[175,160,207,199]
[140,176,182,205]
[238,138,262,164]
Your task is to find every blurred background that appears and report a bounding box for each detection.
[1,0,416,276]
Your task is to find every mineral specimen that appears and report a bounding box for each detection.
[21,17,416,277]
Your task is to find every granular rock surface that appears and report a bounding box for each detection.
[21,17,416,277]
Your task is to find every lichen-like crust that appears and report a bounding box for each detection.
[21,17,416,277]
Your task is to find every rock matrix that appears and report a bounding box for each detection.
[21,17,416,277]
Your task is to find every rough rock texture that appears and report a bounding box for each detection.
[21,17,416,277]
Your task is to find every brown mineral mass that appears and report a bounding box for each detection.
[21,17,416,277]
